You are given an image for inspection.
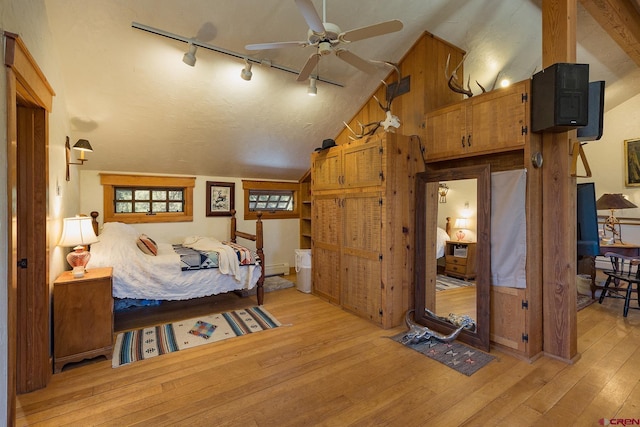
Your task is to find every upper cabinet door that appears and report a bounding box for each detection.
[342,138,383,189]
[312,148,342,190]
[469,80,529,152]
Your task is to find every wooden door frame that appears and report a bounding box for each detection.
[4,31,55,426]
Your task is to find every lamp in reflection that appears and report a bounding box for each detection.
[596,193,637,244]
[438,183,449,203]
[454,217,469,241]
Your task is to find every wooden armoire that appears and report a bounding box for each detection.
[311,133,422,328]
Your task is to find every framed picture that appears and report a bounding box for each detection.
[625,138,640,187]
[206,181,234,216]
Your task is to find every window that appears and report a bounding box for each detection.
[242,180,300,220]
[101,174,195,223]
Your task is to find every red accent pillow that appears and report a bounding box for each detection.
[136,234,158,256]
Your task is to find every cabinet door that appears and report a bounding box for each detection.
[340,193,383,324]
[312,195,342,302]
[312,148,342,190]
[424,103,467,161]
[342,139,383,188]
[490,286,527,353]
[468,81,528,154]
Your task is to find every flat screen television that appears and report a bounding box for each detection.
[577,182,600,256]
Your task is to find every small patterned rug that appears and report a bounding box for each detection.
[390,333,495,376]
[577,294,596,311]
[112,306,281,368]
[436,274,474,292]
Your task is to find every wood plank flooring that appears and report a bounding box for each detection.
[16,277,640,426]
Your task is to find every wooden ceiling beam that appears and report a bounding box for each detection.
[580,0,640,67]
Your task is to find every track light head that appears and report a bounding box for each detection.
[182,43,197,66]
[308,77,317,96]
[241,61,253,81]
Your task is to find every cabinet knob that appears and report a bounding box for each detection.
[461,136,465,148]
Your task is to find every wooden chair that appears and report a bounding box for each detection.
[599,252,640,317]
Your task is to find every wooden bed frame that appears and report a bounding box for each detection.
[88,209,266,305]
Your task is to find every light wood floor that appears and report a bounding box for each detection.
[16,278,640,426]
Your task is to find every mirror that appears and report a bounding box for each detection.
[414,164,491,351]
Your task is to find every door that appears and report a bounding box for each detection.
[340,193,383,324]
[311,195,342,302]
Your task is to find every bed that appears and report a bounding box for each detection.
[436,217,452,259]
[85,210,266,305]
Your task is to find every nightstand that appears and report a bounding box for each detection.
[444,241,477,280]
[53,267,113,373]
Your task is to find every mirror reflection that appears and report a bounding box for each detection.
[415,164,491,351]
[433,178,478,323]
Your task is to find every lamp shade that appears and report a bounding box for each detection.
[596,194,637,210]
[72,139,93,153]
[454,218,469,229]
[59,216,98,247]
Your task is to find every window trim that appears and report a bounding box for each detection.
[100,173,195,223]
[242,180,300,220]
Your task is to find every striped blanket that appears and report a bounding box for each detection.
[172,241,256,271]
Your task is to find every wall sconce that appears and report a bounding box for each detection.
[65,136,93,181]
[454,217,469,241]
[438,183,449,203]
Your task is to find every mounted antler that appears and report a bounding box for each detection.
[345,61,402,140]
[446,53,474,97]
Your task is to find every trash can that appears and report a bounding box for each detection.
[295,249,312,293]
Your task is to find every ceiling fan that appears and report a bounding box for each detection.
[245,0,403,81]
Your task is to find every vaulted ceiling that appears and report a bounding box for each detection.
[43,0,640,181]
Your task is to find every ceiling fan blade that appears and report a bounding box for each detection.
[340,19,404,43]
[335,49,377,74]
[294,0,326,35]
[245,41,308,50]
[296,53,321,81]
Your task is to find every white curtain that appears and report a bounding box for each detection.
[491,169,527,288]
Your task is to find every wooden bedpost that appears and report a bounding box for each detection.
[230,209,265,305]
[445,216,451,238]
[255,211,264,306]
[230,209,237,242]
[90,211,99,236]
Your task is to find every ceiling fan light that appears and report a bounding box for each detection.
[241,61,253,81]
[182,43,197,66]
[308,77,317,96]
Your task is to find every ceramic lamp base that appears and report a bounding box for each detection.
[67,246,91,278]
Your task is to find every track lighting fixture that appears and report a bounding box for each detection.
[182,42,197,66]
[240,60,253,81]
[308,77,317,96]
[131,22,344,87]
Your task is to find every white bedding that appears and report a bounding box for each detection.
[86,222,261,300]
[436,226,449,259]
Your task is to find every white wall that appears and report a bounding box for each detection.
[580,92,640,246]
[1,0,80,421]
[79,170,300,269]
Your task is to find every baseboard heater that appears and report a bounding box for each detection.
[264,262,290,277]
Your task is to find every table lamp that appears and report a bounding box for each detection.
[454,217,469,241]
[59,216,99,278]
[596,193,637,244]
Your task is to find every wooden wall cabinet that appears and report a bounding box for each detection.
[424,80,530,162]
[53,267,114,373]
[311,133,423,328]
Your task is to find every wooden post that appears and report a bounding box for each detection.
[541,0,579,361]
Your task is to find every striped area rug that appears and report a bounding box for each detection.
[436,274,474,291]
[112,306,281,368]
